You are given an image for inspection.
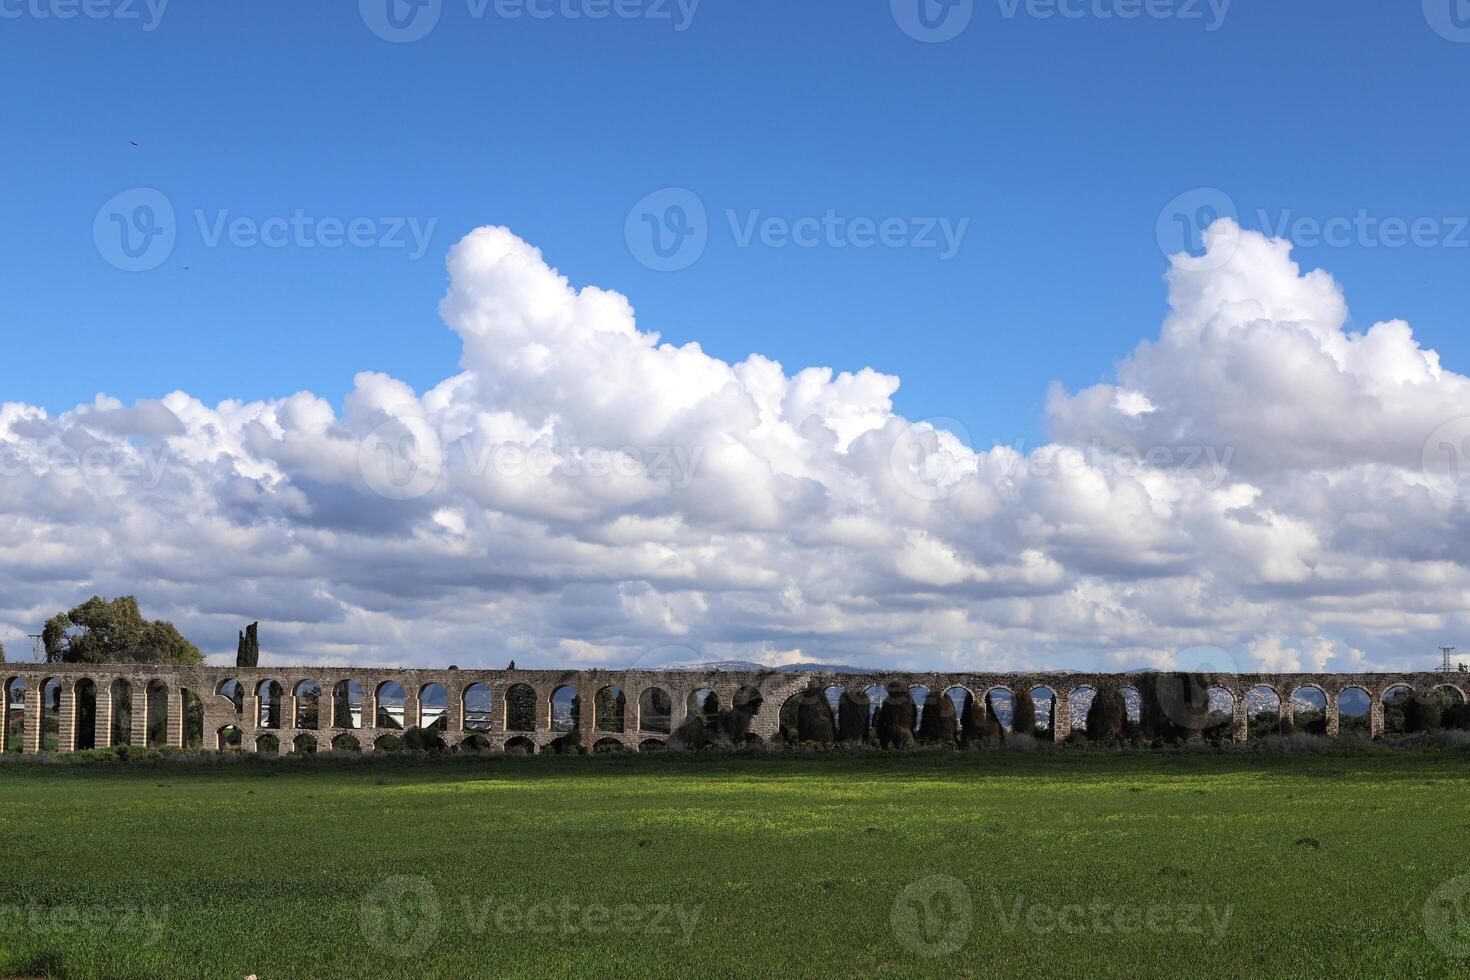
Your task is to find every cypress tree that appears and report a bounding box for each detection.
[838,691,869,743]
[983,690,1007,741]
[1137,674,1164,740]
[1085,687,1127,744]
[235,622,259,668]
[874,684,916,748]
[960,691,986,746]
[1012,687,1036,737]
[916,690,958,744]
[796,684,836,744]
[333,683,352,729]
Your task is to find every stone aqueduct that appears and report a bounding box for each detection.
[1,664,1466,754]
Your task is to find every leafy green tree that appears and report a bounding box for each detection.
[506,684,536,731]
[594,687,626,732]
[1404,693,1444,733]
[43,597,202,665]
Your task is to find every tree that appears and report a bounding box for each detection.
[0,638,6,663]
[1404,693,1445,733]
[1012,687,1036,737]
[838,691,869,743]
[594,687,626,732]
[1136,674,1164,739]
[917,690,958,744]
[982,691,1008,742]
[235,622,259,668]
[1085,687,1127,744]
[795,685,836,744]
[959,691,988,746]
[874,684,916,748]
[43,597,202,665]
[506,684,536,732]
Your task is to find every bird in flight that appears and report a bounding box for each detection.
[129,140,139,147]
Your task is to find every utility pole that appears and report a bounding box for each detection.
[1438,646,1457,673]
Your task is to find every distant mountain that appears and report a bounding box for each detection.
[659,660,878,674]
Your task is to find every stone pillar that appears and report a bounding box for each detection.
[448,687,465,733]
[281,693,297,731]
[580,686,600,750]
[23,683,42,753]
[1369,695,1384,739]
[58,683,76,754]
[168,688,184,748]
[534,686,551,733]
[1325,695,1340,738]
[1052,690,1070,743]
[669,687,689,734]
[403,689,420,731]
[1278,690,1294,732]
[362,684,377,734]
[95,680,113,749]
[319,686,334,731]
[244,695,260,733]
[490,685,506,733]
[132,687,150,747]
[1232,697,1248,742]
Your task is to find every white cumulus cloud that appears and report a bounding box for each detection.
[2,221,1466,673]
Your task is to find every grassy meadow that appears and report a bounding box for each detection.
[2,749,1469,978]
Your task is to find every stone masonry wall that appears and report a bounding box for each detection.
[1,664,1464,754]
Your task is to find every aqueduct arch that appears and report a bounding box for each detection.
[0,664,1459,755]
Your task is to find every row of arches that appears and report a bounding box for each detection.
[205,678,715,737]
[8,672,1468,752]
[775,684,1050,742]
[768,681,1470,743]
[3,675,210,753]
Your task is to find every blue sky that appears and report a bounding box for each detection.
[6,0,1469,450]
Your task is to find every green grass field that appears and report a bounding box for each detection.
[2,749,1470,978]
